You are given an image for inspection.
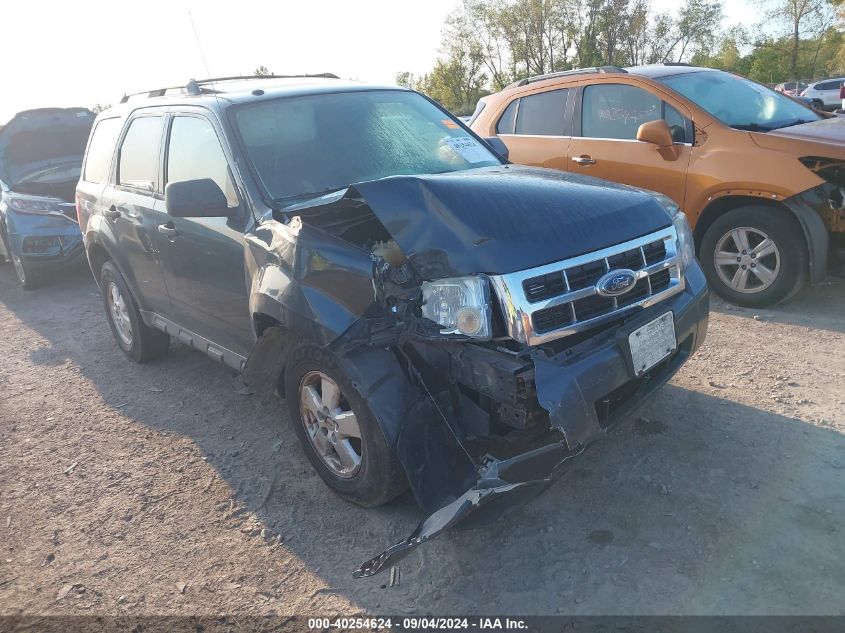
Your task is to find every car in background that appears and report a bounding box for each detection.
[0,108,95,288]
[471,64,845,307]
[775,81,808,97]
[800,78,845,110]
[790,94,824,110]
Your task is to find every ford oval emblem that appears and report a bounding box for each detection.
[596,269,637,297]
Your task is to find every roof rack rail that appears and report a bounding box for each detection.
[119,73,340,103]
[662,62,691,67]
[513,66,627,88]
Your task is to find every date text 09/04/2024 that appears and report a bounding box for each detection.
[307,617,529,630]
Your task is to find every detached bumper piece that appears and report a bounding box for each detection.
[353,442,585,578]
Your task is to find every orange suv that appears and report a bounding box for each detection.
[471,64,845,307]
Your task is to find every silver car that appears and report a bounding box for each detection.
[800,77,845,110]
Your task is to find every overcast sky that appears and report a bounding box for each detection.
[2,0,757,124]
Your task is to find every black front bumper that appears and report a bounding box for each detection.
[534,262,709,450]
[354,261,709,577]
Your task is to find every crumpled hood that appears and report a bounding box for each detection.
[751,116,845,156]
[351,165,673,277]
[0,107,94,187]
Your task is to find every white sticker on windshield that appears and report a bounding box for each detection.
[445,136,490,163]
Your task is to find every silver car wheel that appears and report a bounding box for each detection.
[107,281,133,347]
[299,370,362,479]
[714,227,781,294]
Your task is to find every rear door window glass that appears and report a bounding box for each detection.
[166,116,238,207]
[514,89,568,136]
[582,84,660,140]
[118,116,164,192]
[496,100,518,134]
[83,117,122,183]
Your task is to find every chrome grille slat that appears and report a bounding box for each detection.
[489,227,685,346]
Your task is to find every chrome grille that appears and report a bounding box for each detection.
[489,227,684,346]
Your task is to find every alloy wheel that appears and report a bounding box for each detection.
[298,371,363,478]
[107,281,133,347]
[714,227,781,294]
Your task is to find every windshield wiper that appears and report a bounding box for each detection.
[273,187,347,208]
[730,122,774,132]
[773,118,815,129]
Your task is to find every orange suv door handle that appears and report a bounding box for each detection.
[572,156,596,165]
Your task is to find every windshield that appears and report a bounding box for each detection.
[234,90,501,203]
[658,70,822,131]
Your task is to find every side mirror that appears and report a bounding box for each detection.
[165,178,232,218]
[484,137,510,161]
[637,119,674,149]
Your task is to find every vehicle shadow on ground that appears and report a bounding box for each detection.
[2,264,844,614]
[710,275,845,334]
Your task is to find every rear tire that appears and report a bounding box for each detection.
[285,344,407,507]
[700,206,806,308]
[100,261,170,362]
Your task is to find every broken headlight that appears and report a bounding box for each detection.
[421,275,491,339]
[5,194,64,215]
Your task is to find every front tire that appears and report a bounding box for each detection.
[100,261,170,362]
[11,252,45,290]
[285,345,407,507]
[700,206,806,308]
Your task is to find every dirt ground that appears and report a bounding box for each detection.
[1,262,844,617]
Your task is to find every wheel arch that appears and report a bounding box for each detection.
[86,240,113,286]
[694,195,826,283]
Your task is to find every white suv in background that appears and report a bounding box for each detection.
[801,77,845,110]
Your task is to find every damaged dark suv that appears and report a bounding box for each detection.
[77,76,709,576]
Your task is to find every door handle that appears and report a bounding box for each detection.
[157,222,178,239]
[104,205,121,221]
[572,155,596,165]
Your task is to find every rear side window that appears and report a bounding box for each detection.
[514,89,568,136]
[496,100,518,134]
[82,118,122,184]
[118,116,164,192]
[816,80,842,90]
[166,116,238,207]
[582,84,660,140]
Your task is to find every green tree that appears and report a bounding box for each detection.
[394,71,417,89]
[254,65,273,77]
[762,0,836,79]
[667,0,724,62]
[416,48,490,115]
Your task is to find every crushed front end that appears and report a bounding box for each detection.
[1,195,85,273]
[242,168,710,577]
[351,222,709,576]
